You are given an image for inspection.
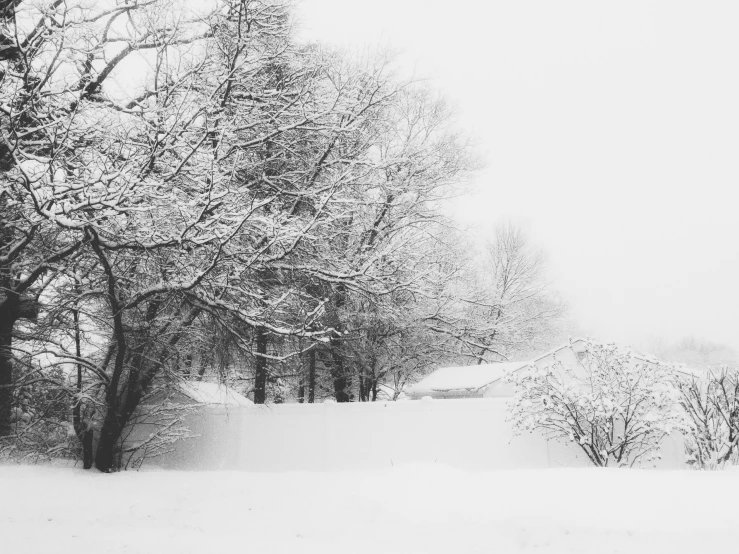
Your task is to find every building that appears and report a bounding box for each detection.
[405,361,531,399]
[405,338,670,400]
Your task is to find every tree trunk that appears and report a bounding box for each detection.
[181,352,193,377]
[253,326,268,404]
[80,429,94,469]
[358,371,366,402]
[1,189,41,436]
[0,293,36,436]
[71,296,93,469]
[307,348,316,403]
[94,366,151,472]
[0,193,14,436]
[94,409,126,472]
[197,353,208,379]
[0,307,16,437]
[93,304,200,472]
[329,337,352,403]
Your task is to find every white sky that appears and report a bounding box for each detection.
[296,0,739,352]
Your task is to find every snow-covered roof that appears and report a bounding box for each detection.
[177,381,253,406]
[538,339,701,377]
[408,361,531,397]
[536,338,660,365]
[532,338,587,363]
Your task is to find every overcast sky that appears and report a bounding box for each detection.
[295,0,739,352]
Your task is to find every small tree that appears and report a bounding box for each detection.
[677,367,739,469]
[510,340,682,467]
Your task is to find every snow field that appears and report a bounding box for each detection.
[2,464,739,553]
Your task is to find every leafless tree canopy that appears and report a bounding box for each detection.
[0,0,565,470]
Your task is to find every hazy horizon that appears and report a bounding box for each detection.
[297,0,739,355]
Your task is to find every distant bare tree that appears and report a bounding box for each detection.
[480,223,561,357]
[424,223,564,365]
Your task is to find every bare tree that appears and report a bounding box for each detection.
[677,367,739,469]
[510,340,683,467]
[421,223,563,368]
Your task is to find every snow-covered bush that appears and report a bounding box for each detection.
[677,367,739,469]
[0,363,76,463]
[509,340,682,467]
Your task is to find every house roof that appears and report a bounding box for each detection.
[407,338,700,399]
[531,338,587,363]
[407,361,531,397]
[534,338,658,365]
[536,338,700,377]
[177,381,253,406]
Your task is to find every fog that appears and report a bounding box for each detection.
[297,0,739,354]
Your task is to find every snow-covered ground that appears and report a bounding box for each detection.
[3,464,739,553]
